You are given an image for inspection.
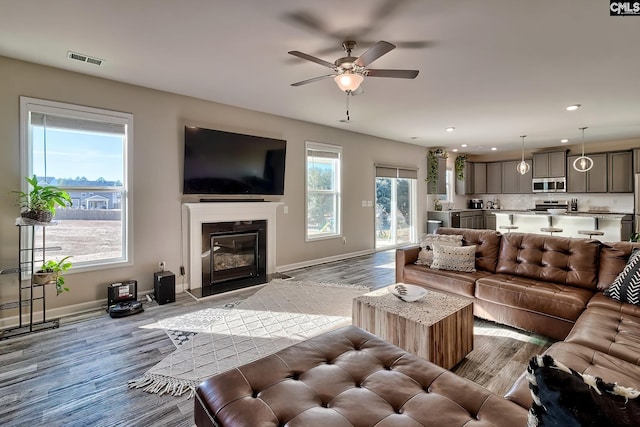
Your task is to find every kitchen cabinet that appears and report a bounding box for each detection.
[455,161,474,195]
[533,151,566,178]
[501,160,532,194]
[486,162,502,194]
[427,156,447,195]
[567,153,607,193]
[460,211,484,229]
[427,211,459,228]
[634,149,640,174]
[484,211,496,230]
[608,151,633,193]
[473,163,487,194]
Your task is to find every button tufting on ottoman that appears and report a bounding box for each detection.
[194,325,527,427]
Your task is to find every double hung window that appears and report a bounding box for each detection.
[306,142,342,241]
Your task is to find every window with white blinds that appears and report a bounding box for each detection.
[20,97,133,269]
[306,142,342,240]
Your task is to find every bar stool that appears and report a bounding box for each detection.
[578,230,604,239]
[499,214,519,233]
[540,227,563,235]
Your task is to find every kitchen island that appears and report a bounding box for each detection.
[493,210,633,241]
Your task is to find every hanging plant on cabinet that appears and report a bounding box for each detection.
[426,149,448,184]
[455,155,468,181]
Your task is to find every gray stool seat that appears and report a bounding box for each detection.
[578,230,605,239]
[499,225,519,232]
[540,227,563,235]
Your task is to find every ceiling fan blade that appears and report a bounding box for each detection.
[288,51,336,68]
[366,69,419,79]
[355,41,395,67]
[291,74,336,87]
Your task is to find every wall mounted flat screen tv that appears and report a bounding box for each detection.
[183,126,286,195]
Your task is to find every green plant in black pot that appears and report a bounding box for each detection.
[14,175,72,222]
[34,256,72,295]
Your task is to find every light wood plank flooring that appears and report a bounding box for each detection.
[0,250,552,427]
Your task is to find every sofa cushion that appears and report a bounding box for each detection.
[495,233,600,291]
[437,227,502,273]
[604,248,640,305]
[402,264,489,298]
[598,242,640,291]
[194,325,528,427]
[565,305,640,365]
[527,354,640,427]
[430,244,476,272]
[475,274,593,322]
[588,292,640,318]
[415,233,462,266]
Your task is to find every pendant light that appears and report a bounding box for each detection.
[516,135,530,175]
[572,127,593,172]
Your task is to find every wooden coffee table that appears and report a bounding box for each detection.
[352,286,473,369]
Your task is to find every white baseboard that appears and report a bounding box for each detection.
[277,249,375,273]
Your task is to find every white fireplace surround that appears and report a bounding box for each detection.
[182,202,282,291]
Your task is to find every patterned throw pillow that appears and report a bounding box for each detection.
[604,248,640,305]
[527,354,640,427]
[415,234,463,267]
[430,244,476,272]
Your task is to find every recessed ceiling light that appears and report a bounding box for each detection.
[445,127,455,132]
[561,138,569,143]
[491,147,497,151]
[452,148,458,152]
[566,104,581,111]
[461,144,468,148]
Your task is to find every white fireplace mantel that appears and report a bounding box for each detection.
[182,202,282,290]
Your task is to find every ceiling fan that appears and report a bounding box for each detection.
[288,40,419,93]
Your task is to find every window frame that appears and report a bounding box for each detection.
[19,96,134,272]
[305,141,342,242]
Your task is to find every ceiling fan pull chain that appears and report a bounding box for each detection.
[346,91,351,122]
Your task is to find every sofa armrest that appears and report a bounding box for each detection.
[396,246,420,283]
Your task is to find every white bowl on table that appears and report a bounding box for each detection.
[388,283,427,302]
[547,208,566,215]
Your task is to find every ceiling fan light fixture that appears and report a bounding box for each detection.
[573,127,593,172]
[334,72,364,92]
[517,135,530,175]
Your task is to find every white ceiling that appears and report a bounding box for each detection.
[1,0,639,154]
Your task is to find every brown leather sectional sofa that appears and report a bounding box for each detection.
[397,227,640,408]
[194,228,640,426]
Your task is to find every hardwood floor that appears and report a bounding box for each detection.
[0,249,551,427]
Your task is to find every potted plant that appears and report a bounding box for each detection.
[14,175,72,222]
[455,155,468,181]
[33,256,72,295]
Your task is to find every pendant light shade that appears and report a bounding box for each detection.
[516,135,530,175]
[572,127,593,172]
[334,72,364,92]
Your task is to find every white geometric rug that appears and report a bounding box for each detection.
[128,280,368,398]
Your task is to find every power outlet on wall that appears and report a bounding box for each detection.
[159,261,166,271]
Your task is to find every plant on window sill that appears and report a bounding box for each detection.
[455,155,468,181]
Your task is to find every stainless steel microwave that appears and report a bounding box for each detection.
[532,177,566,193]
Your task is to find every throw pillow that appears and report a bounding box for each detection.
[415,234,463,267]
[430,244,476,272]
[527,354,640,427]
[604,248,640,305]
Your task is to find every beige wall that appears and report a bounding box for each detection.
[0,56,427,318]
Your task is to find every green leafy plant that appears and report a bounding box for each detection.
[426,149,448,184]
[37,256,72,295]
[455,155,468,181]
[14,175,72,222]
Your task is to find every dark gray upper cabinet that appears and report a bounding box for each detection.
[473,163,487,194]
[634,149,640,174]
[502,160,532,194]
[455,161,474,195]
[533,151,566,178]
[487,162,502,194]
[427,157,447,194]
[568,153,607,193]
[608,151,633,193]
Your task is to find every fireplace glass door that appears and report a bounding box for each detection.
[209,231,259,283]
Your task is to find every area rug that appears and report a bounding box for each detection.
[128,279,368,398]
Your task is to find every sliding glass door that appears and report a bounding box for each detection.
[375,166,417,249]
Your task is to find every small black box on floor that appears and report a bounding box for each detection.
[154,271,175,305]
[107,280,143,318]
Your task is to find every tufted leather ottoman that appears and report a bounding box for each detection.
[194,325,527,426]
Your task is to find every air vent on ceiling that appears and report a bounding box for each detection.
[67,51,104,66]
